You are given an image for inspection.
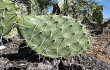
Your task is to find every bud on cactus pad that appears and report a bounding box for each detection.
[17,15,91,58]
[0,0,19,37]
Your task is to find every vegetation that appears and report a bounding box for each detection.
[0,0,109,58]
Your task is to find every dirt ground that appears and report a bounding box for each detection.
[0,24,110,70]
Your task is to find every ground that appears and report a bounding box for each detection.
[0,24,110,70]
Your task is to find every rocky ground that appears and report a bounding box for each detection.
[0,24,110,70]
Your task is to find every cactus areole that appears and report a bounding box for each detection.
[17,15,91,58]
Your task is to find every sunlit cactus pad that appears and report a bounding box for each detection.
[0,0,19,36]
[17,15,91,58]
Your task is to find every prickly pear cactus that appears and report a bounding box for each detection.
[0,0,19,38]
[17,15,91,58]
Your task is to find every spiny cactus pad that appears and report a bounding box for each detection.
[0,0,19,37]
[17,15,91,58]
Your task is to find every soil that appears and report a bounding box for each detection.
[0,24,110,70]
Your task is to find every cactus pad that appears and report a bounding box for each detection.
[0,0,19,37]
[17,15,91,58]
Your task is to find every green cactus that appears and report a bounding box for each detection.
[92,5,103,24]
[0,0,19,38]
[58,0,74,12]
[0,0,92,58]
[17,15,91,58]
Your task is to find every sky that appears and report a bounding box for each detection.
[95,0,110,18]
[48,0,110,18]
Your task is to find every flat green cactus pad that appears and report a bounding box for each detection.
[0,0,19,37]
[17,15,91,58]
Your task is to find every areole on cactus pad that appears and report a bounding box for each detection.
[17,15,92,58]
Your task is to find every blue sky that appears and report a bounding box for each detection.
[48,0,110,18]
[95,0,110,18]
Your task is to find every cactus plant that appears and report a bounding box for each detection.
[0,0,92,58]
[0,0,19,38]
[92,5,103,24]
[17,15,91,58]
[58,0,73,12]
